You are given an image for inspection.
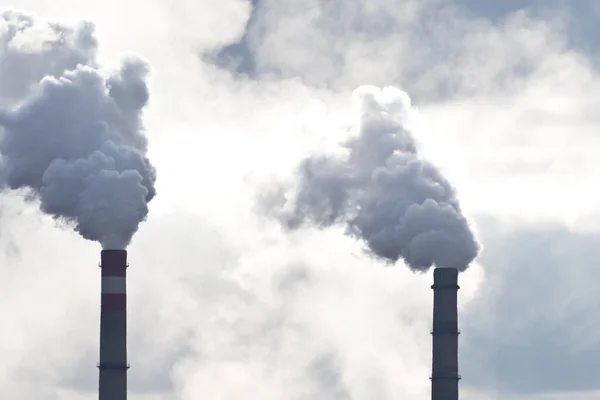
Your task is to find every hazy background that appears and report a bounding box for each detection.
[2,0,600,399]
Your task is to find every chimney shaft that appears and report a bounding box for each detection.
[98,249,129,400]
[431,267,460,400]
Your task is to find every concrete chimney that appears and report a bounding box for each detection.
[98,249,129,400]
[430,267,460,400]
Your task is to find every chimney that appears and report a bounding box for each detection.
[430,267,460,400]
[98,249,129,400]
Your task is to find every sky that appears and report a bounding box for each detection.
[1,0,600,399]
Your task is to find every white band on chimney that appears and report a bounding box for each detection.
[101,277,126,294]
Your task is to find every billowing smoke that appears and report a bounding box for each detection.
[0,9,97,103]
[264,86,479,271]
[0,10,156,249]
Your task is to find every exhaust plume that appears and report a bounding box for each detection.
[265,86,479,271]
[0,10,156,249]
[0,9,97,103]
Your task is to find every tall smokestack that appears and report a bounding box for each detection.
[98,249,129,400]
[431,267,460,400]
[257,85,478,397]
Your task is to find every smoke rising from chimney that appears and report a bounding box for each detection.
[0,10,156,249]
[264,86,479,271]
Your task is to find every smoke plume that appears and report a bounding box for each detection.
[0,10,156,249]
[0,10,97,103]
[265,86,479,271]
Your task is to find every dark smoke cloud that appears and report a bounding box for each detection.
[264,86,479,271]
[0,10,156,249]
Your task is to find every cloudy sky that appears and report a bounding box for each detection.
[2,0,600,399]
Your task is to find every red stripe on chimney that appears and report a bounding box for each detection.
[101,294,126,310]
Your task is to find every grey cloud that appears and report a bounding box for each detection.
[458,0,541,19]
[0,12,156,249]
[457,0,600,66]
[262,86,479,271]
[306,353,351,400]
[206,0,554,100]
[204,0,261,77]
[0,9,97,102]
[461,219,600,396]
